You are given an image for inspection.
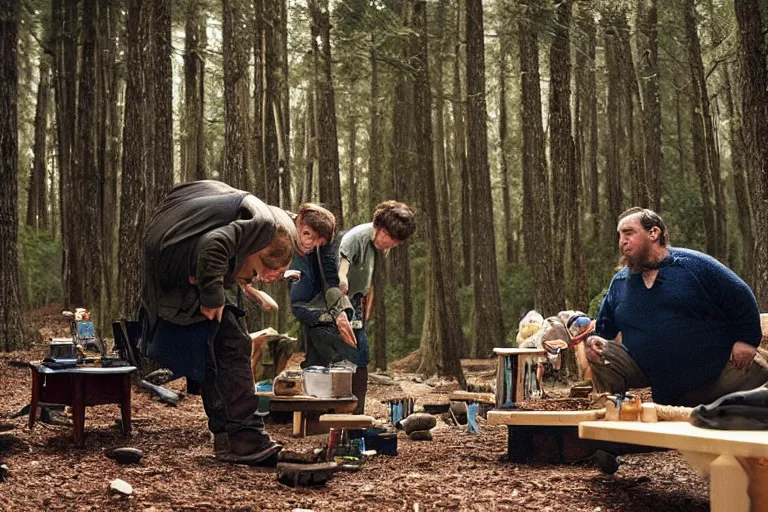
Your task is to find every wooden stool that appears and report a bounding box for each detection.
[28,361,137,447]
[493,348,547,408]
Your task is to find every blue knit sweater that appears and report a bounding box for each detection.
[596,247,762,404]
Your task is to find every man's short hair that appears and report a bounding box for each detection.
[373,201,416,241]
[260,225,295,270]
[618,207,669,246]
[298,203,336,242]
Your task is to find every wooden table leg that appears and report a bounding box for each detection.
[709,454,750,512]
[292,411,305,438]
[740,457,768,512]
[72,374,86,447]
[120,374,132,435]
[28,369,40,429]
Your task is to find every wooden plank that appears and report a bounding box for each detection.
[710,455,750,512]
[493,348,547,355]
[488,409,604,426]
[579,421,768,459]
[448,392,495,404]
[319,414,374,428]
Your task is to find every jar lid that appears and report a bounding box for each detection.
[303,366,330,374]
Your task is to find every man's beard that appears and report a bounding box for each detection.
[620,242,658,272]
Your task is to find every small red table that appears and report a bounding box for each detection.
[28,361,137,446]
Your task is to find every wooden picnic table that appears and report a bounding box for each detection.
[579,420,768,512]
[256,392,357,437]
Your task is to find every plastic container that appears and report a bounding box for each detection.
[303,366,333,398]
[330,366,353,397]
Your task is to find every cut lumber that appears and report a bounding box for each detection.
[318,414,374,429]
[448,391,495,404]
[488,409,604,426]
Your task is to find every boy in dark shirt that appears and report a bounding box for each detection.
[142,180,298,465]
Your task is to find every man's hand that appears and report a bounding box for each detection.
[339,275,349,295]
[731,341,756,371]
[242,284,279,311]
[336,312,357,349]
[200,305,224,322]
[585,335,608,364]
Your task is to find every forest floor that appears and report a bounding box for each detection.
[0,305,708,511]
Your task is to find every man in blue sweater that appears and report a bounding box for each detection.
[586,207,768,406]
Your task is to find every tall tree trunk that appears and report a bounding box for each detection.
[0,0,25,351]
[77,0,102,311]
[309,0,343,226]
[466,0,504,356]
[548,0,571,313]
[252,0,265,198]
[413,0,465,386]
[153,0,173,202]
[141,0,156,217]
[586,12,599,236]
[28,57,50,229]
[705,0,753,278]
[616,12,648,208]
[53,0,79,306]
[303,84,316,202]
[99,0,120,325]
[453,0,471,287]
[183,0,206,182]
[262,0,279,204]
[347,113,358,221]
[724,64,754,280]
[387,17,413,340]
[434,0,465,366]
[603,16,622,236]
[684,0,726,261]
[520,0,559,315]
[734,0,768,310]
[278,0,291,210]
[223,0,251,191]
[637,0,662,212]
[119,0,148,318]
[683,0,717,257]
[369,34,388,371]
[499,31,514,264]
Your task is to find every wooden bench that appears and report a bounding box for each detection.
[579,420,768,512]
[488,409,604,463]
[256,392,357,437]
[493,348,547,408]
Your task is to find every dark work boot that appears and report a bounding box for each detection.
[213,430,282,467]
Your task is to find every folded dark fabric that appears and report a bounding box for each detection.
[690,385,768,430]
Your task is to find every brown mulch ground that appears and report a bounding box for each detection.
[0,306,708,511]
